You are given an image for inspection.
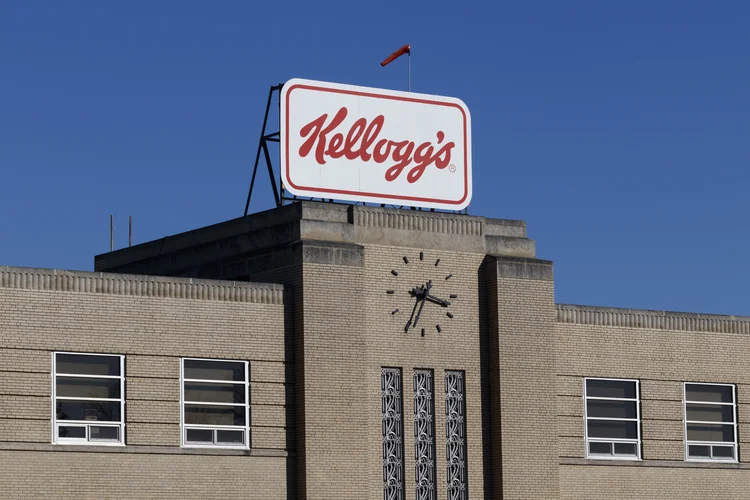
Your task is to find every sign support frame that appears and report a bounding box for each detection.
[244,82,469,216]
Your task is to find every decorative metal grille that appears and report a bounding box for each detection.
[414,370,436,500]
[382,368,404,500]
[445,371,467,500]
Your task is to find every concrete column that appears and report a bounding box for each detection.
[487,256,558,499]
[299,241,367,500]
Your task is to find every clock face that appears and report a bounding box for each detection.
[386,250,457,336]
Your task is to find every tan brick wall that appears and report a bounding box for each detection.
[556,320,750,498]
[0,450,287,499]
[362,246,487,500]
[0,276,290,498]
[560,465,749,500]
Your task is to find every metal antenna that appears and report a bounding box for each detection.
[408,49,411,92]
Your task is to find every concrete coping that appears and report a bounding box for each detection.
[0,266,284,305]
[557,303,750,335]
[95,201,530,270]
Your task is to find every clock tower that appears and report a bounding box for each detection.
[95,201,557,500]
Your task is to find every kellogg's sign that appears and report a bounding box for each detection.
[280,79,472,210]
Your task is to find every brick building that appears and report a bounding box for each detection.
[1,201,748,499]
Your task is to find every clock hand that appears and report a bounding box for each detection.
[404,286,423,332]
[413,281,431,328]
[425,294,451,307]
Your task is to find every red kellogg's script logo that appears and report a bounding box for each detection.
[298,107,455,183]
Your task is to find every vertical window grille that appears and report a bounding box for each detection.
[684,383,737,461]
[382,368,404,500]
[584,378,640,459]
[445,370,467,500]
[414,369,436,500]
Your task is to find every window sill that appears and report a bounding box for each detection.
[561,457,748,469]
[585,455,640,461]
[0,442,288,457]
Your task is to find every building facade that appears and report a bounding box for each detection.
[1,201,749,499]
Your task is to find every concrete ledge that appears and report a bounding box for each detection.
[560,457,750,469]
[0,266,284,305]
[0,442,289,457]
[495,256,554,281]
[486,236,536,258]
[301,240,364,267]
[556,304,750,334]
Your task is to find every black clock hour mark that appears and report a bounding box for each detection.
[391,309,399,315]
[403,256,409,264]
[450,294,457,299]
[391,270,399,276]
[446,312,454,319]
[435,259,440,267]
[421,328,425,337]
[386,290,395,294]
[436,324,441,333]
[420,251,424,260]
[445,274,453,280]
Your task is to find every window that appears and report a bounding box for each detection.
[382,367,404,500]
[52,352,125,445]
[181,358,249,448]
[414,369,436,500]
[584,378,640,459]
[445,370,467,500]
[684,383,737,461]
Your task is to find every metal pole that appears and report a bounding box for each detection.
[110,215,114,252]
[129,216,132,247]
[408,52,411,92]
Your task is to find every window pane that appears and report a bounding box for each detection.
[586,379,636,399]
[712,446,734,459]
[685,384,733,404]
[688,445,711,458]
[56,377,121,399]
[587,420,638,439]
[184,360,245,382]
[89,426,119,441]
[56,354,120,376]
[614,442,638,456]
[587,400,637,419]
[588,442,611,455]
[184,382,245,404]
[58,426,85,438]
[186,428,214,443]
[686,404,734,423]
[686,424,734,442]
[56,401,121,422]
[184,405,246,426]
[216,430,244,445]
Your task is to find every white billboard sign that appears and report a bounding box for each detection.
[280,79,472,210]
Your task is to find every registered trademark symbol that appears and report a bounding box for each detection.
[449,164,456,173]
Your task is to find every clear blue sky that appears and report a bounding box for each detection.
[1,1,748,315]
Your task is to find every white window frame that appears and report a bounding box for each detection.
[683,382,738,462]
[52,352,125,446]
[180,357,250,449]
[583,377,641,460]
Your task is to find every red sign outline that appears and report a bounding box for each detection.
[284,83,470,206]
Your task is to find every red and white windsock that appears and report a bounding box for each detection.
[380,44,411,67]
